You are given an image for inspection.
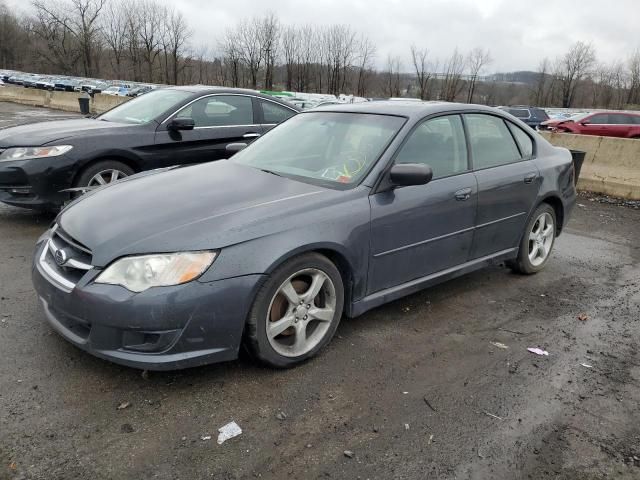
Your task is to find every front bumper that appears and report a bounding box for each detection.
[32,240,265,370]
[0,155,76,210]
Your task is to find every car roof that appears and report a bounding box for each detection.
[165,85,301,110]
[310,101,502,119]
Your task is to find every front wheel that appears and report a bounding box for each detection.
[244,253,344,368]
[74,160,134,192]
[510,204,556,274]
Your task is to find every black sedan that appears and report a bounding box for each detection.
[32,101,576,370]
[0,87,300,210]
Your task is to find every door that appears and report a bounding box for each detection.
[368,115,477,293]
[465,114,540,259]
[258,98,298,134]
[608,114,635,137]
[153,94,263,167]
[579,113,610,136]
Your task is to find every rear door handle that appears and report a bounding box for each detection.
[243,132,261,138]
[454,188,472,201]
[524,173,537,184]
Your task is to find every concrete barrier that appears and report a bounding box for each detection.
[0,85,129,114]
[540,132,640,200]
[91,93,128,114]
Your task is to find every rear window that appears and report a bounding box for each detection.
[507,109,531,119]
[531,108,549,120]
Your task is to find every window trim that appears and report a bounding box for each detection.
[389,112,472,183]
[161,93,259,129]
[257,97,299,125]
[505,119,536,161]
[462,112,535,172]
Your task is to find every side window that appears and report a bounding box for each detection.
[506,122,534,158]
[175,95,253,127]
[261,100,296,124]
[588,114,609,124]
[610,114,633,125]
[465,114,522,169]
[395,115,468,179]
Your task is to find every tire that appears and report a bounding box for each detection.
[510,203,557,275]
[74,160,134,192]
[244,253,344,368]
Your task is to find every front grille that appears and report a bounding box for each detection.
[38,225,94,291]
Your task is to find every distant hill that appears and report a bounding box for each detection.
[487,71,541,85]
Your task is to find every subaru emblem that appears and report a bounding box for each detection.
[54,249,67,266]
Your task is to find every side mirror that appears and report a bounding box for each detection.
[169,118,195,131]
[226,143,248,153]
[389,163,433,187]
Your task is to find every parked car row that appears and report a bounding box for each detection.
[0,70,158,97]
[0,87,578,370]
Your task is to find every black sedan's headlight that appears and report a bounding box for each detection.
[0,145,73,162]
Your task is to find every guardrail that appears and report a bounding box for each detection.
[540,131,640,200]
[0,85,129,114]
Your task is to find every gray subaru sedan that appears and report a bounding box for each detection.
[32,102,576,370]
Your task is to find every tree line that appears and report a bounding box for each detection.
[0,0,639,109]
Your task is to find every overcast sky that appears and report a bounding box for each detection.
[6,0,639,72]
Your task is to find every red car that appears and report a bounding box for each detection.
[540,111,640,138]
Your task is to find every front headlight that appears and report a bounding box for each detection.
[0,145,73,162]
[95,251,217,293]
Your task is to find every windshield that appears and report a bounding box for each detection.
[99,89,192,125]
[566,112,591,122]
[232,112,405,187]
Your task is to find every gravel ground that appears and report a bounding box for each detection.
[1,104,639,480]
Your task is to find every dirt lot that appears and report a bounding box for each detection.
[1,104,640,480]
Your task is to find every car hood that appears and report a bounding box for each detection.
[0,118,132,147]
[541,118,571,127]
[57,161,340,266]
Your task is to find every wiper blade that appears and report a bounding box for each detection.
[260,168,282,177]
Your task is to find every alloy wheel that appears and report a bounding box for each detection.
[86,169,128,187]
[266,268,337,358]
[528,212,554,267]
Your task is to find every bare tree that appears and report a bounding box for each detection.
[532,57,550,106]
[31,1,81,73]
[410,45,435,100]
[384,54,402,97]
[32,0,106,76]
[220,28,242,87]
[161,6,191,85]
[355,35,376,97]
[466,47,491,103]
[281,25,298,91]
[258,12,279,90]
[136,0,163,82]
[441,48,466,101]
[627,49,640,106]
[101,0,127,78]
[557,41,596,108]
[235,17,262,89]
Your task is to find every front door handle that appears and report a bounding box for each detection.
[524,173,537,184]
[454,188,472,201]
[243,132,261,138]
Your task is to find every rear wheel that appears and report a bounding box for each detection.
[245,253,344,368]
[510,204,556,274]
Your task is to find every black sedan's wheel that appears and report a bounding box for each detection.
[75,160,134,191]
[510,203,556,274]
[245,253,344,368]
